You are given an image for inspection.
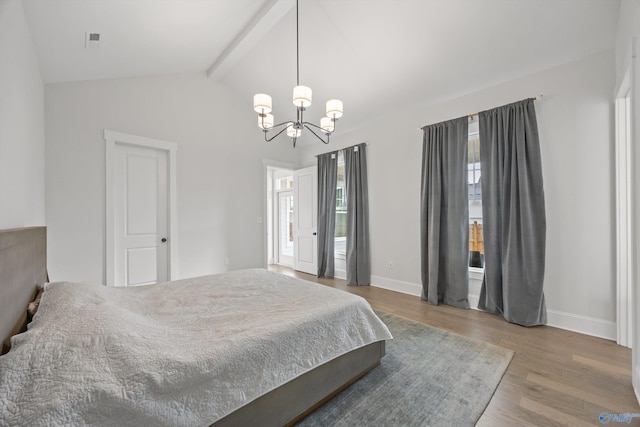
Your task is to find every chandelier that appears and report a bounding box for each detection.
[253,0,343,148]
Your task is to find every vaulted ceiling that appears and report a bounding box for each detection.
[23,0,620,132]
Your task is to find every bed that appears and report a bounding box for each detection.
[0,227,392,426]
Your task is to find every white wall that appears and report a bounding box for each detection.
[0,0,45,229]
[298,50,617,339]
[615,0,640,80]
[45,73,298,283]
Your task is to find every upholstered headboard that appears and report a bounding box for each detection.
[0,227,47,346]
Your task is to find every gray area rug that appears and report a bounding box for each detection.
[297,311,513,427]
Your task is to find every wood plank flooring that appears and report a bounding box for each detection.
[269,265,640,426]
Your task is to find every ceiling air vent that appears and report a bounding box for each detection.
[85,32,101,48]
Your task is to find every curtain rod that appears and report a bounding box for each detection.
[417,96,541,131]
[314,142,369,157]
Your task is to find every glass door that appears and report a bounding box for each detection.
[277,191,294,267]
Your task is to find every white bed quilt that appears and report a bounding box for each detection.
[0,269,392,426]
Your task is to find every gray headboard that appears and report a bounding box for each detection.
[0,227,47,344]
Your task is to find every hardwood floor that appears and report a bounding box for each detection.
[269,265,640,426]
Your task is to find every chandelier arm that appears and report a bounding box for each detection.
[270,120,296,129]
[302,121,335,132]
[263,126,290,142]
[303,123,330,145]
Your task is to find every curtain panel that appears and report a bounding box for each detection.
[420,117,470,308]
[344,143,371,286]
[317,152,338,278]
[478,98,547,326]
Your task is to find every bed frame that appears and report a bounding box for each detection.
[214,341,384,426]
[0,226,385,425]
[0,227,46,353]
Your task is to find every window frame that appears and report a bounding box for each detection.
[468,120,484,272]
[335,151,347,260]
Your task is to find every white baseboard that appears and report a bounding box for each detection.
[546,309,616,341]
[335,268,346,281]
[371,275,421,297]
[370,274,616,341]
[370,275,481,306]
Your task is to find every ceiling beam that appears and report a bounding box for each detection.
[207,0,295,80]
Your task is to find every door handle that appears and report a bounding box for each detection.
[312,232,317,236]
[161,238,167,243]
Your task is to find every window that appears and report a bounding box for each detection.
[468,119,484,269]
[276,176,293,190]
[336,187,345,209]
[335,152,347,258]
[468,135,481,202]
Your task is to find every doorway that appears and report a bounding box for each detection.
[265,164,318,274]
[277,190,294,266]
[104,130,178,286]
[268,167,295,267]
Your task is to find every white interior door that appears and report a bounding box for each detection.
[114,144,168,286]
[294,166,317,275]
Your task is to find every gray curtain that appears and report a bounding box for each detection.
[478,98,547,326]
[317,152,338,278]
[344,143,370,285]
[420,117,469,308]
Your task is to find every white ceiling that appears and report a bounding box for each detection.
[23,0,621,133]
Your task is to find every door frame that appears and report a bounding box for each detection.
[630,37,640,405]
[104,130,178,286]
[615,65,633,348]
[263,159,297,268]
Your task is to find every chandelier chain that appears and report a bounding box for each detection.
[296,0,299,86]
